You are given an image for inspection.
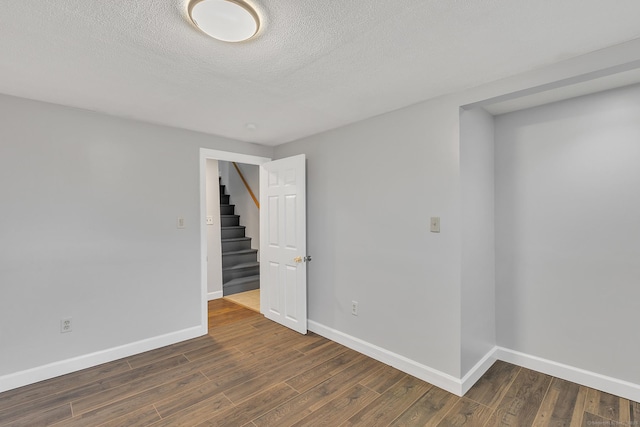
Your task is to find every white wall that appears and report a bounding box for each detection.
[218,161,230,189]
[0,94,272,390]
[495,84,640,384]
[220,161,260,255]
[459,107,496,376]
[275,97,464,379]
[206,159,222,299]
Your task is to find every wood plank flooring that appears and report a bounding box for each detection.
[0,299,637,426]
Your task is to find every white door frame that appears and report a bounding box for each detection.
[199,148,271,329]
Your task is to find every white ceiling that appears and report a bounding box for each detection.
[1,1,640,146]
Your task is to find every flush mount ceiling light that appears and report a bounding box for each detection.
[188,0,259,42]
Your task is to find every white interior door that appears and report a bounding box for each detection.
[260,154,307,334]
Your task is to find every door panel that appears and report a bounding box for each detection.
[260,154,307,334]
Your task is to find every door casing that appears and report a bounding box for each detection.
[199,149,271,329]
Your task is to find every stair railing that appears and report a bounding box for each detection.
[232,162,260,209]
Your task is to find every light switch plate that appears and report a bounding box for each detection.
[177,217,185,229]
[430,217,440,233]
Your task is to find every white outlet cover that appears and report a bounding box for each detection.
[60,318,72,333]
[206,216,214,225]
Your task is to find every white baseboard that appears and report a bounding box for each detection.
[305,322,640,402]
[0,325,206,393]
[7,319,636,404]
[496,347,640,402]
[461,347,498,395]
[309,320,472,396]
[208,291,223,301]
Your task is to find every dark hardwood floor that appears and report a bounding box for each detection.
[0,299,637,426]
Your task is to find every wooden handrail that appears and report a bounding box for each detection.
[232,162,260,209]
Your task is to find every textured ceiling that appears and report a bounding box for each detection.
[1,1,640,146]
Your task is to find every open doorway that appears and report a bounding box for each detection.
[200,149,309,335]
[217,161,260,312]
[199,149,271,327]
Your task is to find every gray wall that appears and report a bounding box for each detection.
[0,94,271,380]
[275,97,464,377]
[495,84,640,383]
[460,107,496,376]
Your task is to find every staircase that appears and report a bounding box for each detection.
[220,178,260,296]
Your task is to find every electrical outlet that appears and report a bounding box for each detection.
[351,301,358,316]
[177,217,185,229]
[206,216,214,225]
[60,318,72,333]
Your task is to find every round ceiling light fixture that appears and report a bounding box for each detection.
[189,0,259,43]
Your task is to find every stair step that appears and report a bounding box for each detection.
[223,261,259,270]
[221,215,240,227]
[224,274,260,287]
[222,262,260,282]
[221,226,245,239]
[220,194,230,204]
[221,237,252,252]
[224,275,260,296]
[222,249,258,267]
[220,204,235,215]
[222,249,257,256]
